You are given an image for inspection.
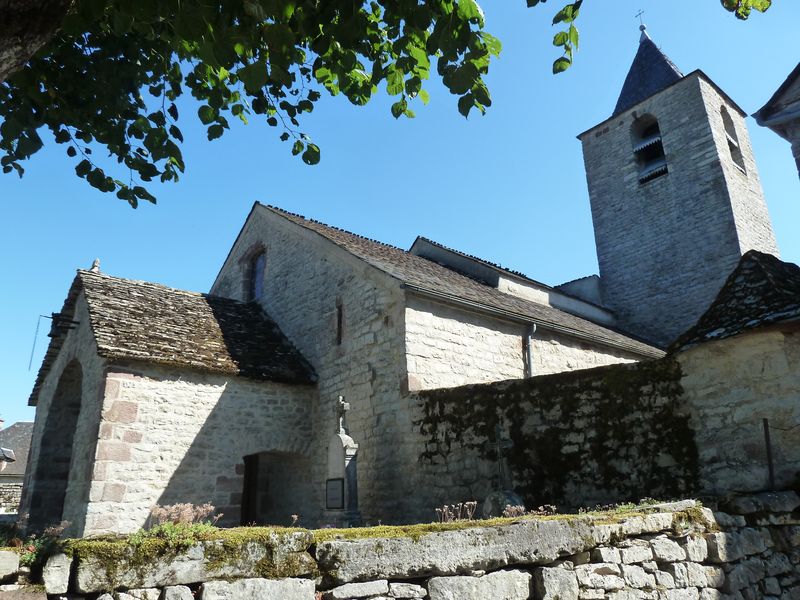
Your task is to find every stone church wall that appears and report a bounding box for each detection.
[210,207,411,526]
[20,295,108,537]
[404,297,638,392]
[79,364,316,536]
[678,328,800,496]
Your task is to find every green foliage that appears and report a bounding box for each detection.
[0,0,772,206]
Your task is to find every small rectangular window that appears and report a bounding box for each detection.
[336,302,343,345]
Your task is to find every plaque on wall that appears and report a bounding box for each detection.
[326,478,345,510]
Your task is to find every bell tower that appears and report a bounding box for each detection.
[578,27,779,347]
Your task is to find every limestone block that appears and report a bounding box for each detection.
[388,582,426,598]
[427,570,531,600]
[723,557,767,593]
[706,533,744,563]
[533,567,578,600]
[682,536,708,563]
[200,578,315,600]
[323,580,389,599]
[663,563,689,588]
[619,542,654,564]
[592,547,621,563]
[316,519,597,585]
[650,537,686,562]
[42,553,73,595]
[699,590,723,600]
[620,564,655,589]
[767,553,793,577]
[76,532,315,593]
[121,589,160,600]
[685,563,706,587]
[703,565,725,588]
[659,589,699,600]
[753,492,800,513]
[0,549,20,581]
[765,577,782,596]
[711,512,746,528]
[574,564,624,591]
[655,570,675,589]
[0,587,47,599]
[163,586,194,600]
[578,589,604,599]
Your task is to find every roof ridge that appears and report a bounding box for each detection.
[262,204,409,254]
[413,235,537,282]
[78,270,253,306]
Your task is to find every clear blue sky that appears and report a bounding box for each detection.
[2,1,798,425]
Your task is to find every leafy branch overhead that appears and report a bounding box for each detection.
[0,0,772,207]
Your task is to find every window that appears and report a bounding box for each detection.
[632,115,668,184]
[247,251,266,301]
[721,106,746,173]
[336,300,343,345]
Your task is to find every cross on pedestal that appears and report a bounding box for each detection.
[336,395,350,435]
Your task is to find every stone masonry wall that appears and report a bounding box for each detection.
[80,363,316,536]
[0,480,22,514]
[580,73,777,347]
[701,79,779,258]
[20,294,107,537]
[413,358,696,512]
[405,297,637,391]
[33,495,800,600]
[211,206,411,525]
[678,328,800,496]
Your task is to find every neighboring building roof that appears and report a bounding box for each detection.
[670,251,800,353]
[0,422,33,477]
[754,62,800,122]
[30,271,315,404]
[613,29,684,117]
[262,204,663,358]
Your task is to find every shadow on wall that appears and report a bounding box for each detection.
[417,357,700,511]
[150,376,318,530]
[26,360,83,533]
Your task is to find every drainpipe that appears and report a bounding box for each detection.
[523,323,537,378]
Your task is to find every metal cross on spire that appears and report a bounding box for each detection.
[635,9,646,32]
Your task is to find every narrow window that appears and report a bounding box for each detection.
[632,115,668,184]
[247,251,266,301]
[336,301,344,345]
[721,106,746,173]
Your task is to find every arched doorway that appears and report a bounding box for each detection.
[27,360,83,531]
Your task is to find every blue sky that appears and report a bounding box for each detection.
[2,1,798,425]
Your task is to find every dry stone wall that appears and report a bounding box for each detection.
[414,358,696,510]
[24,495,800,600]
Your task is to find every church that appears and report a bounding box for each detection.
[19,29,798,537]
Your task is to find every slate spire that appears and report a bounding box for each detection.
[612,26,684,117]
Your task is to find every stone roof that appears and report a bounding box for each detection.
[613,30,684,117]
[0,422,33,476]
[30,272,315,404]
[670,251,800,353]
[263,205,663,358]
[754,62,800,122]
